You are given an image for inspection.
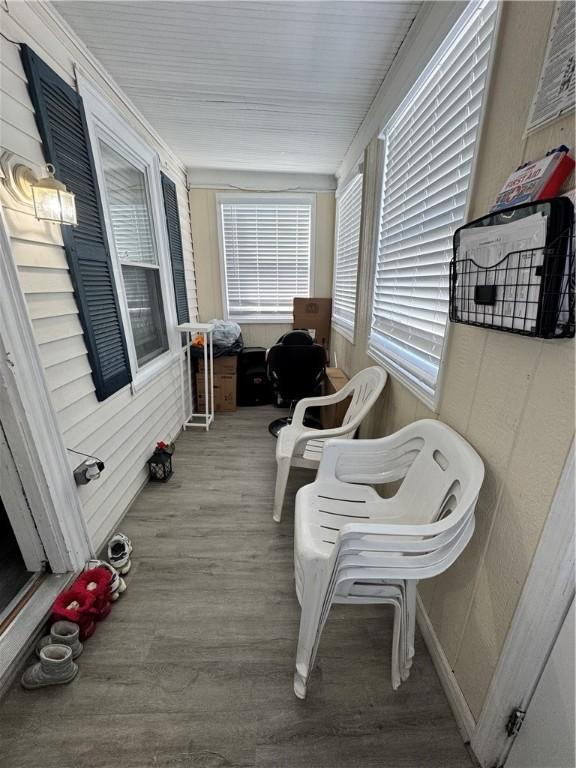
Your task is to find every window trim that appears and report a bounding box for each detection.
[332,169,363,344]
[79,75,179,392]
[216,192,316,324]
[366,0,501,412]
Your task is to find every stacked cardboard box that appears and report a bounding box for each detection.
[196,355,237,412]
[321,367,351,429]
[293,297,332,350]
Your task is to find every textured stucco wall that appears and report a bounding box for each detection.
[332,0,575,719]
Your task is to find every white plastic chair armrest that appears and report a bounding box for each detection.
[292,423,358,453]
[291,388,354,427]
[316,435,415,483]
[338,507,476,540]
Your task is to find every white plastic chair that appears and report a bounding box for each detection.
[272,366,387,522]
[293,419,484,699]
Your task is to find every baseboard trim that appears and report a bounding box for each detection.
[416,593,476,742]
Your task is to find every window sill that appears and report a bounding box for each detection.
[331,321,355,344]
[229,317,293,325]
[130,349,179,395]
[366,345,440,414]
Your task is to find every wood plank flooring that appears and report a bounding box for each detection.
[0,407,474,768]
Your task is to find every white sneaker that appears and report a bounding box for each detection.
[84,559,126,599]
[107,533,133,575]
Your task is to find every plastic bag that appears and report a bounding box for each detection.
[209,319,241,347]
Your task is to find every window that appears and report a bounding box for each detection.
[368,0,497,407]
[332,173,363,340]
[218,196,313,322]
[99,141,168,367]
[79,74,181,389]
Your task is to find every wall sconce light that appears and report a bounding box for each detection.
[0,152,77,226]
[31,164,77,226]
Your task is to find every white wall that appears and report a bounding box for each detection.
[332,0,575,722]
[189,181,335,348]
[0,3,198,551]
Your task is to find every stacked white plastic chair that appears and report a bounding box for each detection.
[273,366,387,522]
[293,419,484,698]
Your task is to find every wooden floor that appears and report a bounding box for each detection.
[0,407,473,768]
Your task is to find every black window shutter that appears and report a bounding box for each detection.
[20,46,131,401]
[160,172,190,324]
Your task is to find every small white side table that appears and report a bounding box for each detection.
[177,323,215,432]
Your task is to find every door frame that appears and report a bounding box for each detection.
[0,423,45,572]
[471,440,575,767]
[0,202,92,573]
[504,597,575,768]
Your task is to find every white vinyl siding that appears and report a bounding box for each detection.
[332,173,363,340]
[368,0,497,407]
[1,1,198,550]
[219,196,313,322]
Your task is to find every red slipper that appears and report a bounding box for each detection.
[74,568,113,621]
[52,588,97,641]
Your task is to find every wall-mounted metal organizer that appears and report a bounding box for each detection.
[449,198,574,339]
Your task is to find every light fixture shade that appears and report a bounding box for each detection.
[31,165,77,226]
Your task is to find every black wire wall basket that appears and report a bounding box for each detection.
[449,198,575,339]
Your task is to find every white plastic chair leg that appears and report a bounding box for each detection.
[294,577,329,699]
[389,599,402,690]
[386,595,409,688]
[273,457,291,523]
[406,580,417,660]
[342,584,406,689]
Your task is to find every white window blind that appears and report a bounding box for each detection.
[99,140,168,367]
[332,173,363,340]
[219,197,313,322]
[369,0,497,406]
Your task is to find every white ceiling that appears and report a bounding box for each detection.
[53,1,422,175]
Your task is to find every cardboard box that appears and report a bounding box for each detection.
[196,374,237,412]
[321,367,351,429]
[197,355,237,375]
[293,298,332,349]
[325,367,348,385]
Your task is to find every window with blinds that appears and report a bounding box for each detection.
[332,173,363,340]
[369,0,497,406]
[219,197,313,322]
[99,140,168,367]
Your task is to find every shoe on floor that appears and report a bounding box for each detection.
[84,559,126,599]
[22,644,78,690]
[107,533,133,575]
[51,587,97,641]
[36,620,83,659]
